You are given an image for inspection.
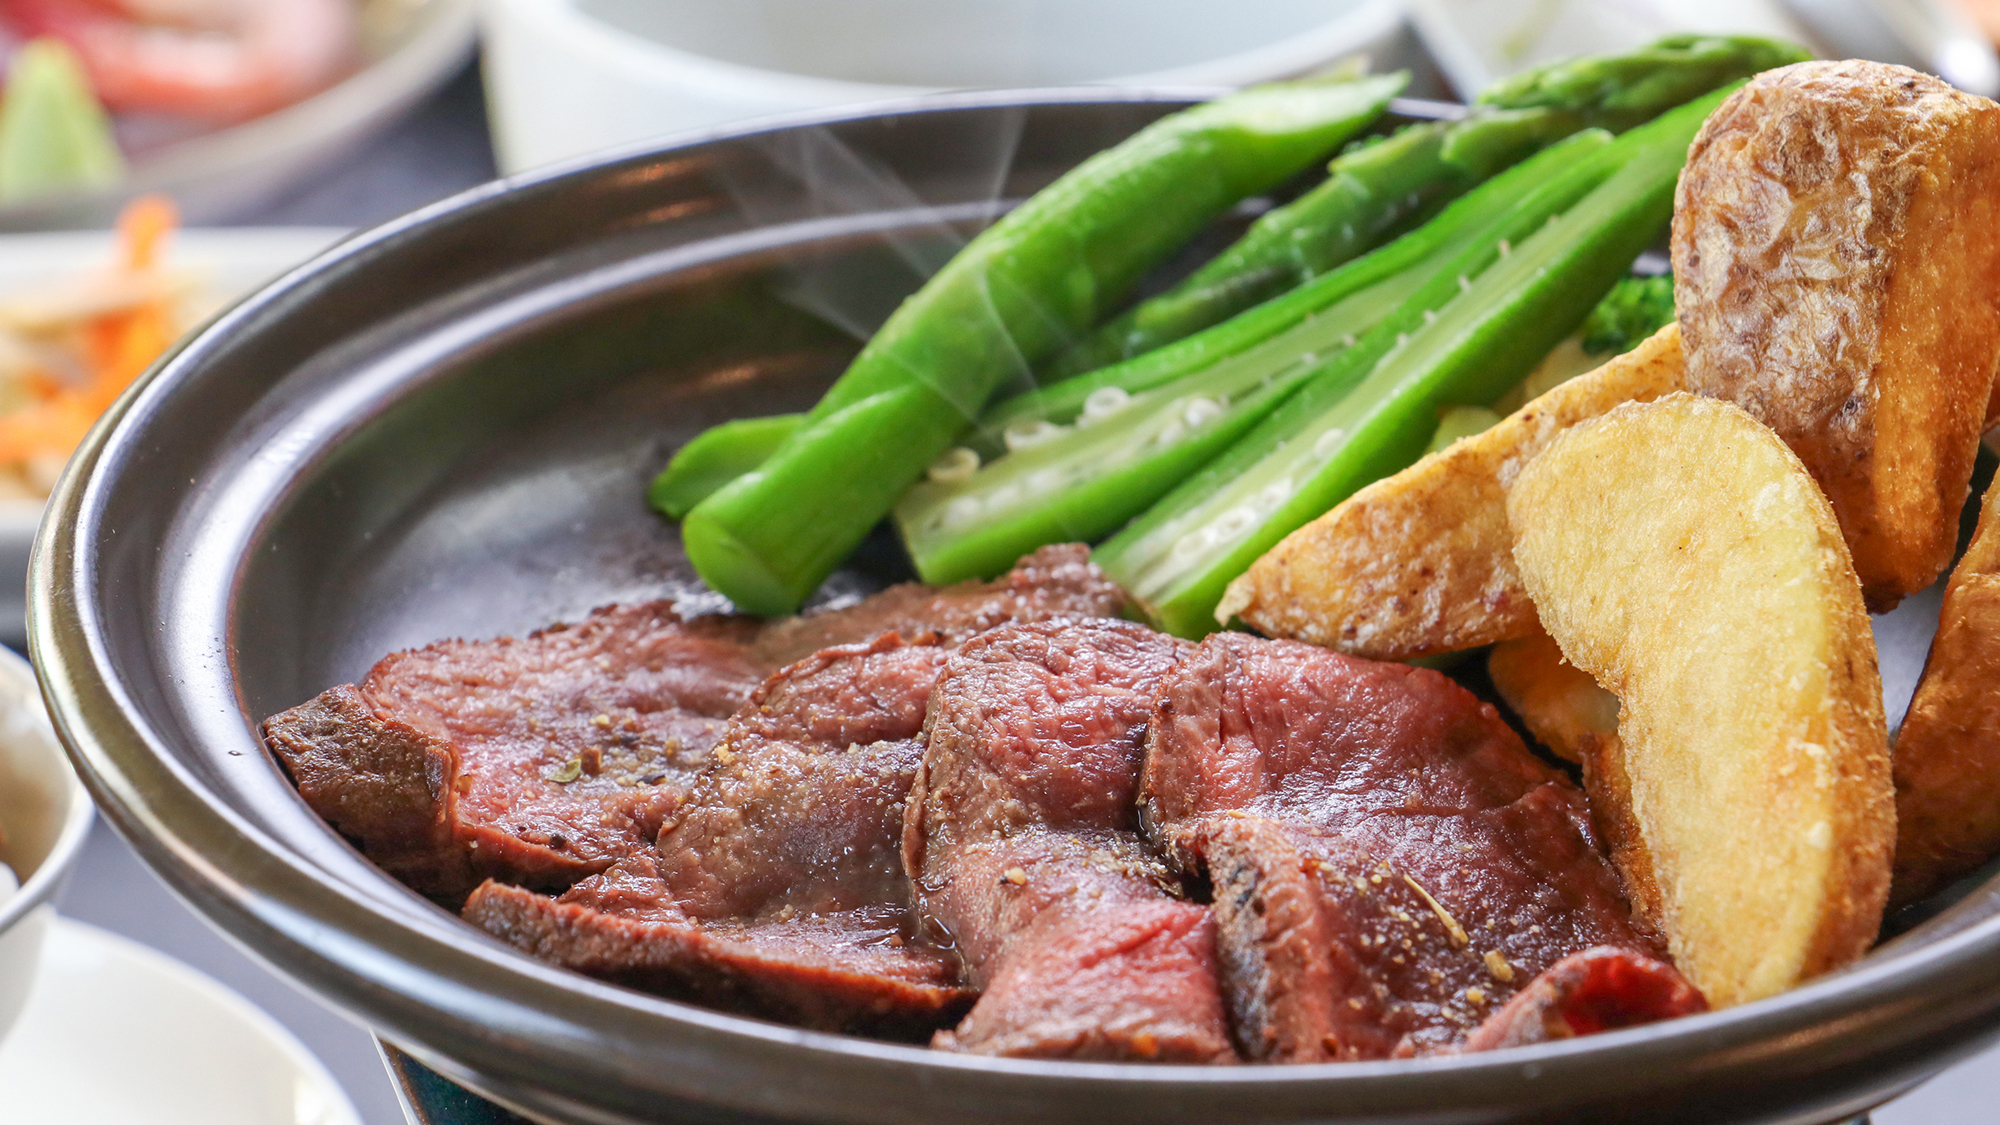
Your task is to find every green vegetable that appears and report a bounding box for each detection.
[1048,34,1804,376]
[0,38,123,203]
[1044,103,1568,377]
[650,414,802,518]
[898,131,1614,584]
[1476,33,1810,129]
[1424,406,1503,455]
[1580,273,1676,354]
[971,128,1616,452]
[681,76,1408,614]
[1438,272,1677,445]
[1096,85,1736,638]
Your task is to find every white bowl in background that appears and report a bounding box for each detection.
[0,644,92,1050]
[480,0,1419,173]
[0,227,350,646]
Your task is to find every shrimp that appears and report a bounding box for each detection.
[0,0,356,122]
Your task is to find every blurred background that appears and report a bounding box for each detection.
[1,1,1999,1122]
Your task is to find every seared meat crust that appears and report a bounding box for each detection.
[1142,632,1680,1060]
[267,544,1122,898]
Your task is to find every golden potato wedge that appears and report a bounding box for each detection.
[1673,59,2000,611]
[1508,393,1891,1008]
[1219,322,1685,660]
[1487,625,1619,766]
[1891,468,2000,902]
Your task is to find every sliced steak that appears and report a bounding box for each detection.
[1143,632,1696,1060]
[1463,946,1707,1051]
[466,632,970,1036]
[752,543,1125,666]
[654,633,950,920]
[464,856,972,1039]
[267,544,1123,899]
[266,604,768,897]
[907,618,1235,1062]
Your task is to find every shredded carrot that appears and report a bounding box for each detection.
[83,299,174,405]
[0,195,184,467]
[0,396,98,464]
[85,194,181,399]
[117,194,178,272]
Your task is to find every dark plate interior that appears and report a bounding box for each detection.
[31,91,2000,1125]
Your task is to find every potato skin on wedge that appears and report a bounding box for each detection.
[1220,323,1686,660]
[1509,394,1891,1008]
[1673,60,2000,611]
[1893,470,2000,903]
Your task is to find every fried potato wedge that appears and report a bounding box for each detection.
[1673,60,2000,611]
[1509,394,1891,1008]
[1487,625,1619,766]
[1219,322,1685,660]
[1891,469,2000,902]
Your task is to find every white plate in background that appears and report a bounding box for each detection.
[0,227,350,644]
[0,917,361,1125]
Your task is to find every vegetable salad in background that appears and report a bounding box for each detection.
[0,0,358,203]
[0,194,202,496]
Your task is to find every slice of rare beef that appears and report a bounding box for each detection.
[652,633,950,920]
[267,544,1123,899]
[906,618,1236,1062]
[752,543,1125,666]
[465,632,973,1036]
[1462,945,1707,1051]
[266,604,768,897]
[464,856,972,1038]
[1142,632,1700,1060]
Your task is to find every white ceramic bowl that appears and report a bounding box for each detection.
[480,0,1418,172]
[0,644,92,1050]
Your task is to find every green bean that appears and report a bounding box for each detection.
[680,75,1405,614]
[1095,86,1734,638]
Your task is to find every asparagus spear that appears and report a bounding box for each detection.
[897,130,1614,584]
[1097,85,1735,638]
[1048,35,1804,376]
[969,124,1607,450]
[681,76,1406,614]
[1047,108,1573,377]
[1477,33,1809,128]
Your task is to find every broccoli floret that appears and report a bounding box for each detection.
[1580,273,1675,355]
